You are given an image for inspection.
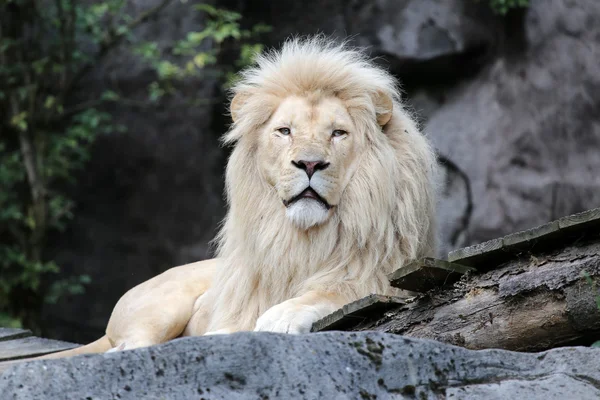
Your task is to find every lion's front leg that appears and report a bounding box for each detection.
[254,291,346,334]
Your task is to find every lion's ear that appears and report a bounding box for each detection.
[373,90,393,126]
[230,91,252,123]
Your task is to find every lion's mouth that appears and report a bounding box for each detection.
[283,187,331,209]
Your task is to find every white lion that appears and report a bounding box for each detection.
[37,36,437,357]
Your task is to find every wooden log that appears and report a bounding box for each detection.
[387,258,476,292]
[348,239,600,352]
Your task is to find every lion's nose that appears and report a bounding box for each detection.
[292,160,330,178]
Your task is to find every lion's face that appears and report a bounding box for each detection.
[256,96,364,230]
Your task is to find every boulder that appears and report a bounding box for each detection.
[424,0,600,253]
[2,332,600,399]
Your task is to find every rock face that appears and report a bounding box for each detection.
[43,0,600,342]
[2,332,600,399]
[423,0,600,254]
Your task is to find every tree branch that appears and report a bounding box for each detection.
[11,42,46,262]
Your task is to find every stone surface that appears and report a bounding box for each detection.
[2,332,600,399]
[423,0,600,252]
[347,0,500,65]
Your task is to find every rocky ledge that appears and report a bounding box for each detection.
[1,332,599,399]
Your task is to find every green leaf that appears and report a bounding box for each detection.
[44,96,56,109]
[193,52,216,68]
[155,60,182,79]
[0,313,22,329]
[194,4,219,16]
[116,25,129,36]
[486,0,529,14]
[251,23,272,35]
[10,112,28,132]
[32,57,49,75]
[148,81,165,102]
[134,42,160,61]
[101,90,120,101]
[90,3,109,18]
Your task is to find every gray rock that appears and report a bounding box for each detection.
[426,0,600,253]
[2,332,600,399]
[245,0,498,64]
[240,0,499,81]
[347,0,499,63]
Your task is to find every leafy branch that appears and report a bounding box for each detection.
[60,0,172,105]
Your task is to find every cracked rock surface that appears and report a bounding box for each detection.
[2,332,600,399]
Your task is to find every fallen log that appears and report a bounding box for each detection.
[318,238,600,352]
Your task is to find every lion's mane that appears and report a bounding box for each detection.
[206,37,437,331]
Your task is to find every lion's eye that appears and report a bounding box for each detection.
[332,129,347,137]
[277,127,291,135]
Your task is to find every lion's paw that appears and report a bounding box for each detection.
[254,302,319,334]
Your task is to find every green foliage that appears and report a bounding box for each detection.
[484,0,529,15]
[135,3,270,101]
[0,0,268,333]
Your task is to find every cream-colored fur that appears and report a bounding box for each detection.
[22,36,437,360]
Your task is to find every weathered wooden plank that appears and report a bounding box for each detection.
[0,336,78,361]
[558,207,600,231]
[447,237,503,267]
[349,240,600,352]
[448,221,562,268]
[0,328,32,342]
[449,207,600,270]
[388,258,476,292]
[501,220,560,249]
[312,294,404,332]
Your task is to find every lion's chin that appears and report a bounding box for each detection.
[285,198,331,230]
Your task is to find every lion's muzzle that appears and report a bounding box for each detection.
[283,187,331,209]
